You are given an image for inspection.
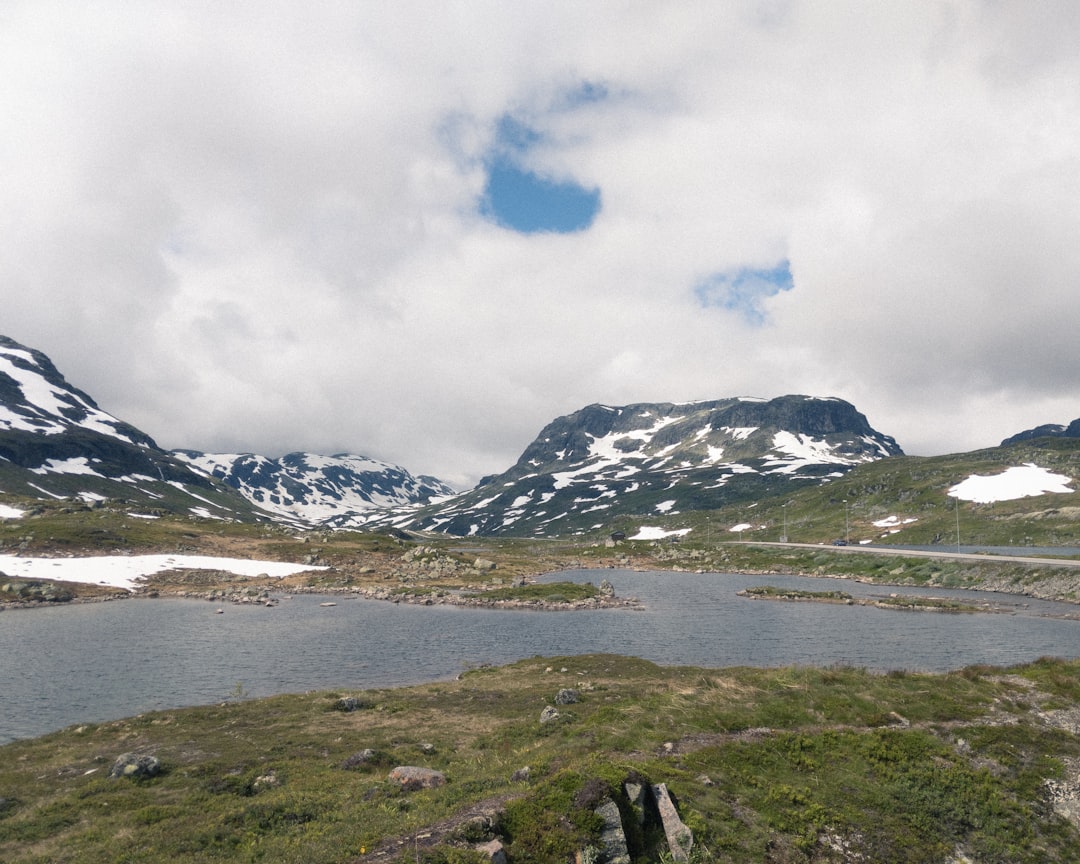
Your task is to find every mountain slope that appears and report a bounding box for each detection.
[0,336,261,519]
[174,450,455,528]
[0,336,453,526]
[1002,418,1080,446]
[389,395,903,537]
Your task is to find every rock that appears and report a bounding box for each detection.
[474,558,497,571]
[624,781,648,825]
[593,797,631,864]
[511,766,531,783]
[387,766,446,791]
[110,753,162,780]
[599,579,615,597]
[539,705,560,724]
[341,749,379,769]
[335,695,371,711]
[555,688,580,705]
[475,838,508,864]
[652,783,693,862]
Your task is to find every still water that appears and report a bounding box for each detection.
[3,569,1080,744]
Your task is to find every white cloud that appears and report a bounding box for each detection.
[3,2,1080,489]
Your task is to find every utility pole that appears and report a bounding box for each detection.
[843,499,849,543]
[955,497,961,552]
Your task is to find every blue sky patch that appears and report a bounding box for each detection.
[480,110,601,234]
[694,261,794,325]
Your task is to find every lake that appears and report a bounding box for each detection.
[3,569,1080,744]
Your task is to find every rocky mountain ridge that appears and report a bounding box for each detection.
[384,395,904,537]
[1001,418,1080,446]
[0,336,450,524]
[173,450,455,528]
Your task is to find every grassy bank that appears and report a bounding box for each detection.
[4,654,1080,863]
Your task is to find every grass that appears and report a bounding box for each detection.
[4,655,1080,862]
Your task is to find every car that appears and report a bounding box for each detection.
[832,539,848,546]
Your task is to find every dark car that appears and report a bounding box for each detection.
[832,539,848,546]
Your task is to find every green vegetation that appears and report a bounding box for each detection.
[3,655,1080,862]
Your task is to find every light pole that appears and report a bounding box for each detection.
[780,502,788,543]
[955,497,961,552]
[843,499,849,543]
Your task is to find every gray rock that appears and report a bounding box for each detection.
[110,753,162,780]
[511,766,531,783]
[594,797,631,864]
[652,783,693,862]
[555,688,580,705]
[475,838,507,864]
[539,705,560,724]
[474,558,497,571]
[387,765,446,791]
[624,781,648,825]
[340,749,379,769]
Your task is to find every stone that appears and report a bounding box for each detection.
[474,558,497,571]
[110,753,162,780]
[511,766,531,782]
[476,838,507,864]
[387,765,446,791]
[593,797,631,864]
[341,749,379,769]
[539,705,560,724]
[652,783,693,862]
[624,781,648,825]
[555,688,580,705]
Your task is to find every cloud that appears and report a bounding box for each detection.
[2,2,1080,489]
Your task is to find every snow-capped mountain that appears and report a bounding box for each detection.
[174,450,455,528]
[0,336,256,517]
[0,335,452,524]
[390,395,903,537]
[0,336,155,449]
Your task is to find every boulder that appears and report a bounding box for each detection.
[539,705,560,724]
[110,753,162,780]
[387,765,446,791]
[593,797,631,864]
[341,749,379,770]
[475,838,508,864]
[555,688,580,705]
[652,783,693,862]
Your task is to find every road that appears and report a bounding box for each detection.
[740,541,1080,569]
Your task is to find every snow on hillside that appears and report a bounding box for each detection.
[0,553,326,591]
[0,343,142,445]
[948,463,1074,503]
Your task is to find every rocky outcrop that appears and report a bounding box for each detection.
[593,798,631,864]
[110,753,162,780]
[387,766,446,791]
[652,783,693,862]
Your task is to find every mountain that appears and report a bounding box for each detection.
[0,336,451,524]
[1002,418,1080,446]
[387,395,903,537]
[0,336,258,518]
[173,450,455,528]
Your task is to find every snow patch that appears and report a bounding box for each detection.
[949,463,1074,503]
[629,526,692,540]
[0,553,326,591]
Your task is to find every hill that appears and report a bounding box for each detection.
[3,654,1080,863]
[388,395,902,537]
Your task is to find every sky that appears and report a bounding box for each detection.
[3,1,1080,490]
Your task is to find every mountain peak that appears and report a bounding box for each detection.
[0,336,155,449]
[389,394,902,537]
